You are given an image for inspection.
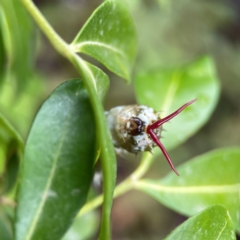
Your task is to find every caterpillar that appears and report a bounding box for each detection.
[106,99,197,175]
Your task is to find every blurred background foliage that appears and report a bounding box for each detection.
[1,0,240,239]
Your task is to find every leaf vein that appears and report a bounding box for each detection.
[25,120,69,239]
[135,181,240,194]
[160,71,181,116]
[216,219,228,240]
[73,41,126,58]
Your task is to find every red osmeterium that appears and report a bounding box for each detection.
[146,99,197,176]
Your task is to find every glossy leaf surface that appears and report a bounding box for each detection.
[71,1,137,81]
[85,62,110,101]
[135,56,220,150]
[165,205,236,240]
[15,79,97,240]
[135,148,240,232]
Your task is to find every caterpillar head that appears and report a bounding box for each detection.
[106,99,197,175]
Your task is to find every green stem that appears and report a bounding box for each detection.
[78,152,154,217]
[71,56,116,240]
[19,1,116,239]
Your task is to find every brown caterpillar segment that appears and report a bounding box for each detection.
[106,99,197,176]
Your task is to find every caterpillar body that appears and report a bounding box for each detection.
[106,99,197,176]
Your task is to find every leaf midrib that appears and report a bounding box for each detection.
[216,219,228,240]
[135,181,240,194]
[24,108,71,240]
[160,70,181,116]
[74,45,129,81]
[73,41,126,58]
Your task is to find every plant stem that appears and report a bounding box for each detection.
[78,152,154,217]
[71,57,116,240]
[18,1,116,239]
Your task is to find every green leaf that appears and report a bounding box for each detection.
[0,210,12,240]
[62,211,98,240]
[2,140,21,193]
[165,205,236,240]
[71,0,137,81]
[0,113,23,193]
[0,74,45,138]
[0,112,23,146]
[15,79,97,240]
[134,147,240,233]
[86,62,110,101]
[135,56,220,150]
[0,9,6,83]
[1,0,34,90]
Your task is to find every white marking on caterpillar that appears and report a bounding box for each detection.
[106,99,197,176]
